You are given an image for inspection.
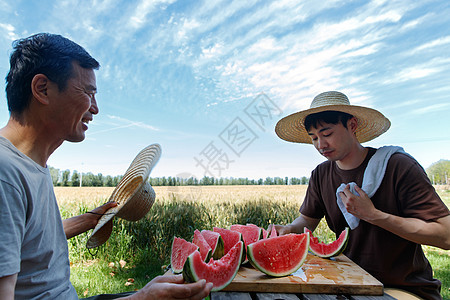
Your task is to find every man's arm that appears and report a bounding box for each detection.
[0,273,17,300]
[63,202,117,239]
[341,184,450,250]
[269,214,321,236]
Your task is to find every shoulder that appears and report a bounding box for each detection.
[388,151,424,173]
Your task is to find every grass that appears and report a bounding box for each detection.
[55,185,450,299]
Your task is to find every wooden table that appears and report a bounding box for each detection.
[169,254,396,299]
[210,291,395,299]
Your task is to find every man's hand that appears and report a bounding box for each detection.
[339,184,381,222]
[267,215,320,236]
[126,274,213,300]
[86,201,118,229]
[63,201,117,239]
[340,184,450,249]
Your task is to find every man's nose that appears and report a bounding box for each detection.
[317,137,327,149]
[89,96,99,115]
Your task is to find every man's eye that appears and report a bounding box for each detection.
[323,132,332,137]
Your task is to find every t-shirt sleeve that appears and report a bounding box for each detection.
[390,153,449,221]
[300,169,326,219]
[0,180,25,277]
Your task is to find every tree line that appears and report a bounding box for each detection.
[49,159,450,187]
[49,167,310,187]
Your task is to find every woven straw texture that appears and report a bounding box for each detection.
[86,144,161,249]
[275,91,390,144]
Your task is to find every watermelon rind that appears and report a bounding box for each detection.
[305,227,349,258]
[201,230,225,260]
[183,241,244,292]
[247,233,309,277]
[170,237,199,274]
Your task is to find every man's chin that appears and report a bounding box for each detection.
[66,134,85,143]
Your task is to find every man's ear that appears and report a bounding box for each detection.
[31,74,50,105]
[349,117,358,134]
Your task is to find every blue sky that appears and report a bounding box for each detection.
[0,0,449,180]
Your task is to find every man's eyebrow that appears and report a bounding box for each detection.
[308,126,332,135]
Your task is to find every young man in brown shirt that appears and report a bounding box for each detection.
[272,91,450,300]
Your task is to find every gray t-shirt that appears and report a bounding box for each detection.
[0,136,77,299]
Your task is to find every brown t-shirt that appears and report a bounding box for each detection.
[300,147,449,300]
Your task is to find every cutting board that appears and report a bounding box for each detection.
[221,254,383,295]
[167,254,383,295]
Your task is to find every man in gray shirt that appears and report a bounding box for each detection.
[0,33,212,299]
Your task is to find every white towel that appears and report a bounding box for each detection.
[336,146,406,229]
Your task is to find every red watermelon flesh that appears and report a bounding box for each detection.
[230,224,262,247]
[247,233,309,277]
[192,229,212,262]
[230,224,262,263]
[170,237,199,274]
[183,241,244,292]
[262,228,269,239]
[268,225,278,238]
[213,227,243,255]
[304,227,349,258]
[201,230,224,260]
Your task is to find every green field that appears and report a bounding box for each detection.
[55,185,450,299]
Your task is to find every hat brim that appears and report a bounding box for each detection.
[275,104,390,144]
[86,144,161,249]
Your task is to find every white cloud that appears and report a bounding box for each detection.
[88,115,160,135]
[128,0,176,29]
[411,35,450,54]
[0,23,18,40]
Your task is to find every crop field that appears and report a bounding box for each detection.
[55,185,450,299]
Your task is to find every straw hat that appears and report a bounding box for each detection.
[275,91,390,144]
[86,144,162,249]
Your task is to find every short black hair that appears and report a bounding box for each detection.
[304,111,354,132]
[5,33,100,114]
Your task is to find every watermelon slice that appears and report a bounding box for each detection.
[213,227,243,254]
[262,228,269,239]
[268,225,278,238]
[201,230,225,260]
[304,227,349,258]
[170,237,199,274]
[192,229,212,262]
[229,224,262,263]
[183,241,244,292]
[247,233,309,277]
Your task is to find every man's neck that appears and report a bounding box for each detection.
[336,144,368,170]
[0,117,62,167]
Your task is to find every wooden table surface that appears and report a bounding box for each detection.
[167,254,396,299]
[220,254,384,295]
[210,291,395,299]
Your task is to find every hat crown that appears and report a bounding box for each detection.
[310,91,350,109]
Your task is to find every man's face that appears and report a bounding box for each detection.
[307,119,356,162]
[46,62,98,142]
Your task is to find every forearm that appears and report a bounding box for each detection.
[368,212,450,249]
[0,273,17,299]
[63,213,97,239]
[289,214,321,233]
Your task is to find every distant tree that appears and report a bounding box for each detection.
[71,171,80,187]
[426,159,450,185]
[301,176,309,185]
[49,166,60,186]
[105,175,114,187]
[61,170,70,186]
[264,177,273,185]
